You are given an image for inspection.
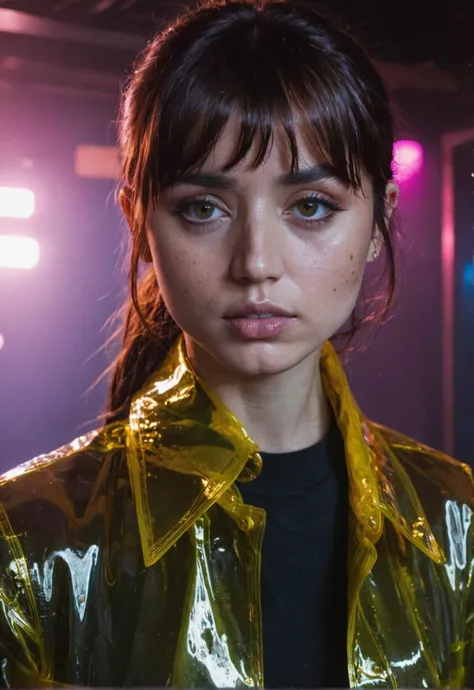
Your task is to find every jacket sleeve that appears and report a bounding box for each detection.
[0,504,43,687]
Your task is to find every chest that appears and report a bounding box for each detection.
[29,505,463,688]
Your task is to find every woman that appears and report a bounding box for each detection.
[1,0,473,687]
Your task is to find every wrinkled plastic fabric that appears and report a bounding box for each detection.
[0,337,474,688]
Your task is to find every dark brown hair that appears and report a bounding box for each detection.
[106,0,396,424]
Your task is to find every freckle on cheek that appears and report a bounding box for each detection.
[350,254,354,261]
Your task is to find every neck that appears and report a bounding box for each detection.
[185,340,330,453]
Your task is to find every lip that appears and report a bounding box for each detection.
[223,301,297,340]
[223,301,295,319]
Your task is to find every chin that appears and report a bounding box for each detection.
[216,340,311,379]
[184,328,322,381]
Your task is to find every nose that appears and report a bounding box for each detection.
[229,207,285,285]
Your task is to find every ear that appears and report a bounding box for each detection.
[119,186,153,263]
[367,180,399,262]
[119,186,132,224]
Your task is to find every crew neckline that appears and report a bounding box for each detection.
[237,419,345,494]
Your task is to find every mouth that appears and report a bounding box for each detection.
[223,302,297,340]
[224,302,295,319]
[239,312,283,319]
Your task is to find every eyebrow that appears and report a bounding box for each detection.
[174,164,341,189]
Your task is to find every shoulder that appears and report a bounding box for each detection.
[0,424,129,684]
[0,423,128,532]
[370,416,474,508]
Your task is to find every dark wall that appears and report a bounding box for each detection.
[346,90,471,455]
[0,87,124,468]
[346,135,444,449]
[453,140,474,465]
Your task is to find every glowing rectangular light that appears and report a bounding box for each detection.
[75,145,120,179]
[0,187,35,218]
[0,235,39,269]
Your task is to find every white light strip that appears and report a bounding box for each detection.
[0,187,35,219]
[0,235,40,269]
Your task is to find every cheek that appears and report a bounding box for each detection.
[299,241,367,292]
[295,231,370,322]
[331,249,367,294]
[147,229,215,318]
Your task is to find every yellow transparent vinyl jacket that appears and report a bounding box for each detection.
[1,338,474,688]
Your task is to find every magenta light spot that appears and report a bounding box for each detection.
[392,140,424,183]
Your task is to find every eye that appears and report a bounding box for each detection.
[175,197,227,224]
[294,198,326,219]
[286,193,342,225]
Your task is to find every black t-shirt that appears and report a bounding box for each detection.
[238,421,349,688]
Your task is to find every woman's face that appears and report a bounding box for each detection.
[146,121,397,378]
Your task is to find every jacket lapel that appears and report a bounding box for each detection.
[320,343,443,563]
[128,337,443,571]
[126,337,260,567]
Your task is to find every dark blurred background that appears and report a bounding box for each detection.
[0,0,473,469]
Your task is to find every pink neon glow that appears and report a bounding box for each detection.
[392,140,424,183]
[0,187,35,218]
[0,235,39,269]
[442,223,454,262]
